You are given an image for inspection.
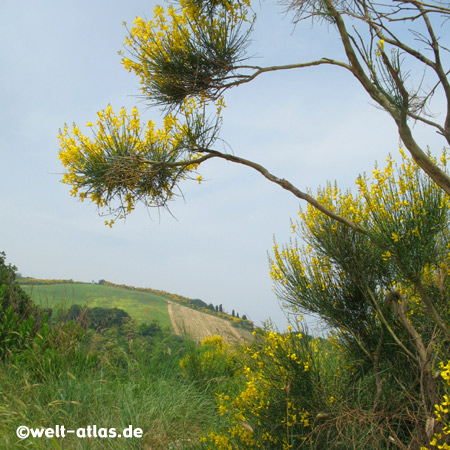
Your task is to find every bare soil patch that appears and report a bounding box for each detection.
[167,302,253,345]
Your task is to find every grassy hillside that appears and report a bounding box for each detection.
[21,282,172,328]
[20,280,254,343]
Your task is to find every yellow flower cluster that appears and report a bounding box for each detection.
[357,151,440,221]
[421,361,450,450]
[270,148,450,321]
[179,334,237,383]
[203,327,316,449]
[60,0,255,222]
[202,334,227,349]
[121,0,253,105]
[58,103,205,222]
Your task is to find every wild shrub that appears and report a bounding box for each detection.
[0,251,34,318]
[12,320,99,382]
[268,150,450,448]
[421,361,450,449]
[138,319,162,337]
[202,324,333,449]
[180,335,239,390]
[0,252,43,360]
[0,306,37,360]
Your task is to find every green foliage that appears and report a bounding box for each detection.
[19,277,80,285]
[0,306,37,360]
[0,252,34,317]
[203,323,331,449]
[12,320,99,383]
[421,361,450,449]
[138,319,162,337]
[179,335,240,391]
[66,304,131,331]
[122,0,254,107]
[267,151,450,447]
[0,253,43,361]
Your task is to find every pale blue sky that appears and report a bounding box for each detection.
[1,0,446,330]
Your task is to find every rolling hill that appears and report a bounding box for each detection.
[20,279,254,344]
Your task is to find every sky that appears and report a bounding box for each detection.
[1,0,447,331]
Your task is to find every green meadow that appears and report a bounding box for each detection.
[21,283,172,329]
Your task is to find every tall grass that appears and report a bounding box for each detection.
[0,319,226,450]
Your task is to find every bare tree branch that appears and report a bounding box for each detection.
[160,147,365,231]
[227,59,352,89]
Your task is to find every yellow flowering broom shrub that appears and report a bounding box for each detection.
[122,0,254,106]
[421,362,450,450]
[269,149,450,447]
[58,102,221,220]
[201,324,334,449]
[179,335,239,387]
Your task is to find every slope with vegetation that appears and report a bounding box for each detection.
[20,280,173,329]
[168,301,253,345]
[20,279,254,343]
[0,253,233,449]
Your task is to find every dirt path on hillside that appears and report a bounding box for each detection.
[167,301,253,344]
[167,302,182,336]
